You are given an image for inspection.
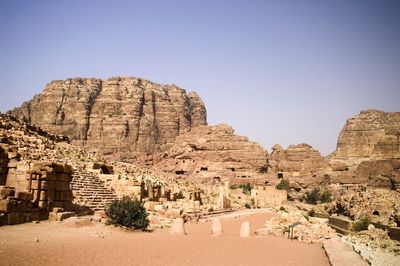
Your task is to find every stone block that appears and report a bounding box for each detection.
[56,181,69,191]
[26,211,40,222]
[169,218,186,235]
[0,199,17,212]
[16,191,32,201]
[7,212,26,225]
[0,186,15,199]
[240,221,251,237]
[211,217,223,236]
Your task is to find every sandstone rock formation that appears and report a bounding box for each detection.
[9,77,207,161]
[329,188,400,227]
[153,124,269,183]
[329,110,400,188]
[269,144,331,189]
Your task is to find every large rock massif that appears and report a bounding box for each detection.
[269,143,330,189]
[268,110,400,190]
[9,77,207,162]
[154,124,270,183]
[329,110,400,188]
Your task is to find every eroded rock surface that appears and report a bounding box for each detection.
[269,144,331,189]
[9,77,207,161]
[329,110,400,188]
[154,124,269,183]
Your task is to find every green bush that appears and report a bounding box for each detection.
[239,183,252,195]
[105,197,149,231]
[279,206,287,212]
[320,190,332,203]
[244,203,251,209]
[302,187,332,205]
[308,209,316,217]
[352,217,371,232]
[276,179,290,191]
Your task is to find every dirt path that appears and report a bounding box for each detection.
[0,211,330,266]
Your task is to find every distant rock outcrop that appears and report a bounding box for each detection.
[153,124,270,183]
[329,110,400,188]
[269,143,330,189]
[9,77,207,161]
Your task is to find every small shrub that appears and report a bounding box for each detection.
[320,190,332,203]
[276,179,290,191]
[279,206,287,212]
[302,187,332,205]
[239,183,252,195]
[250,198,255,206]
[308,209,316,217]
[105,197,149,231]
[244,203,251,209]
[230,184,239,190]
[352,217,371,232]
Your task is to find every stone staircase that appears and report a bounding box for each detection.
[71,167,117,211]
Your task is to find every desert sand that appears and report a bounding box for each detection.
[0,211,329,266]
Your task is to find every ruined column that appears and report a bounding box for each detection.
[240,221,251,237]
[211,217,223,236]
[169,218,186,235]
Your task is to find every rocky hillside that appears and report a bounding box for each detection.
[329,110,400,188]
[269,143,330,189]
[9,77,207,162]
[153,124,269,183]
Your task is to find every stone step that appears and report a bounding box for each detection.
[70,166,117,211]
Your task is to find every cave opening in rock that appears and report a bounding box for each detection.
[372,210,380,216]
[213,176,221,182]
[200,167,208,171]
[175,170,186,175]
[277,172,283,179]
[101,166,112,175]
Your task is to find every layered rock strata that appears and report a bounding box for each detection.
[9,77,207,161]
[153,124,270,183]
[269,144,331,189]
[329,110,400,188]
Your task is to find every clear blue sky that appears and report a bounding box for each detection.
[1,0,399,155]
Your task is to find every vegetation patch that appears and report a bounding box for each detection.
[352,217,371,232]
[105,197,149,231]
[302,187,332,204]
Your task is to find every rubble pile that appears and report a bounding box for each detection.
[344,227,400,266]
[255,206,338,243]
[329,188,400,226]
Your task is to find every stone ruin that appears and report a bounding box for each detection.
[251,185,287,208]
[0,162,73,225]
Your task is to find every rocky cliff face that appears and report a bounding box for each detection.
[269,144,331,189]
[153,124,269,183]
[9,77,207,161]
[329,110,400,188]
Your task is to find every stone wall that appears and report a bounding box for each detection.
[0,147,8,185]
[251,186,287,207]
[0,162,73,226]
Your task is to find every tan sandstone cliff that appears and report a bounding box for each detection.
[9,77,207,162]
[153,124,270,183]
[269,143,331,189]
[329,109,400,188]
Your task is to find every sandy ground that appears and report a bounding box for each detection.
[0,210,330,266]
